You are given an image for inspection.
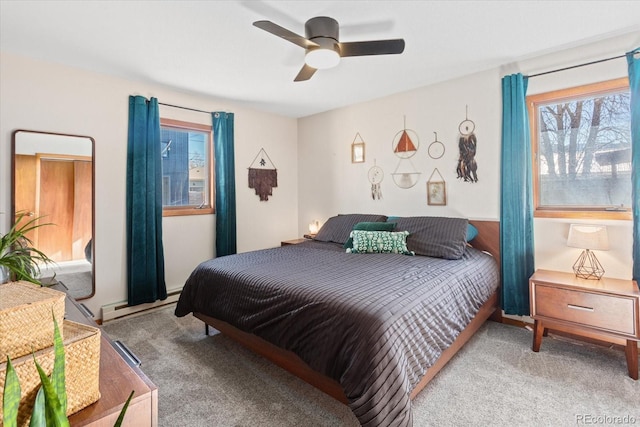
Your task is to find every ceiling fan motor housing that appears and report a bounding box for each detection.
[305,16,340,55]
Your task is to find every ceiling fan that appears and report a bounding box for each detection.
[253,16,405,82]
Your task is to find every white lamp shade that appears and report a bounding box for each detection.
[305,48,340,69]
[567,224,609,251]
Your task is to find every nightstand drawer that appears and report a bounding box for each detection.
[534,284,636,336]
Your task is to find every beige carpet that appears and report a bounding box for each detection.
[103,305,639,426]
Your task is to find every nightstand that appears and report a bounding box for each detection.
[529,269,640,380]
[281,238,308,246]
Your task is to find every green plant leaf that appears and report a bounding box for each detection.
[0,211,57,284]
[33,356,69,427]
[51,313,66,414]
[2,356,21,427]
[29,387,46,427]
[113,391,135,427]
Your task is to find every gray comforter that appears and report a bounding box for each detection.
[175,240,499,426]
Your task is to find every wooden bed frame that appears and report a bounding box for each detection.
[194,220,501,404]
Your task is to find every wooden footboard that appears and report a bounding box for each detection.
[195,311,349,403]
[195,288,498,404]
[195,220,501,404]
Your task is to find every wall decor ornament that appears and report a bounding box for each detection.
[351,132,366,163]
[392,158,421,189]
[368,160,384,200]
[456,105,478,182]
[427,168,447,206]
[248,148,278,201]
[391,116,421,188]
[392,116,419,159]
[428,132,445,159]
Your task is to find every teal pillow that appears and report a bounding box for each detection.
[467,224,478,242]
[343,221,397,249]
[346,230,414,255]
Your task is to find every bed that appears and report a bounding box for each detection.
[175,215,501,427]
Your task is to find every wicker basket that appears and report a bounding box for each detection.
[0,320,101,426]
[0,281,66,360]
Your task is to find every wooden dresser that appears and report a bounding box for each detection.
[59,291,158,426]
[529,269,639,380]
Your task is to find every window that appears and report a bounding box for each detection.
[160,118,214,216]
[527,77,632,220]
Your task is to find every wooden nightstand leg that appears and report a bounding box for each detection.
[625,340,638,380]
[532,320,544,352]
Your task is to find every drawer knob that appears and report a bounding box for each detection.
[567,304,594,312]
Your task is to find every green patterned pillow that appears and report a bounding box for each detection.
[343,221,397,249]
[346,230,414,255]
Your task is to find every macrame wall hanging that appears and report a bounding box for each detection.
[427,168,447,206]
[248,148,278,201]
[368,160,384,200]
[391,116,421,189]
[456,105,478,183]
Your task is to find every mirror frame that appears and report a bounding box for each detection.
[11,129,95,300]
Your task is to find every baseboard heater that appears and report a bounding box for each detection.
[101,287,182,322]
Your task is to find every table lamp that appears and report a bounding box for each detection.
[308,220,320,235]
[566,224,609,280]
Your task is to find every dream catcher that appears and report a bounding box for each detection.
[368,160,384,200]
[391,116,421,188]
[456,105,478,183]
[248,148,277,201]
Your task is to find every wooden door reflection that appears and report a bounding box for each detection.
[14,155,92,263]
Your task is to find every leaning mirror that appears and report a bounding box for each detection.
[11,130,95,300]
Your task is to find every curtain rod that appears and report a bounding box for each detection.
[158,102,210,115]
[529,49,638,78]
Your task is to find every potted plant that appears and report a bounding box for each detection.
[2,314,134,427]
[0,211,56,285]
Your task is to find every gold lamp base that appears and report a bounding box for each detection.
[572,249,604,280]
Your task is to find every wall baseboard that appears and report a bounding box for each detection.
[101,287,182,322]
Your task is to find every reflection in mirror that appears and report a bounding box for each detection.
[12,130,95,299]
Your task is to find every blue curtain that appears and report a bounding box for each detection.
[628,48,640,284]
[213,112,237,257]
[126,96,167,305]
[500,73,535,315]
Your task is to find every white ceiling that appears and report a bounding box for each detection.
[1,1,639,118]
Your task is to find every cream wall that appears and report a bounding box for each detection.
[0,52,298,317]
[298,68,502,224]
[297,33,638,282]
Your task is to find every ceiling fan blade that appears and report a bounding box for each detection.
[294,64,317,82]
[339,39,405,57]
[253,20,318,49]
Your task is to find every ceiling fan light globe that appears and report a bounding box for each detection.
[305,48,340,69]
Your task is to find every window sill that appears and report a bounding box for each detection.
[534,210,631,221]
[163,207,214,217]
